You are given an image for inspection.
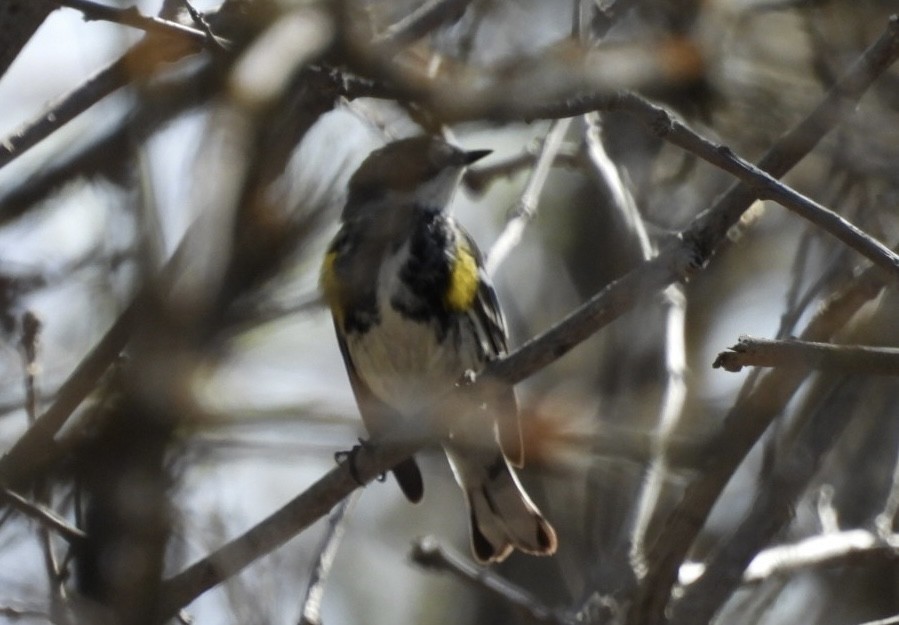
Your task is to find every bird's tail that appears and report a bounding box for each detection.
[448,451,557,563]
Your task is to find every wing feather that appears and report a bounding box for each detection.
[458,231,524,467]
[334,323,424,503]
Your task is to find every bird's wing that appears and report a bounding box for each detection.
[334,323,424,503]
[460,231,524,468]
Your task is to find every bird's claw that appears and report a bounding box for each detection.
[334,438,387,484]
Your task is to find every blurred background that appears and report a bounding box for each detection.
[0,0,898,624]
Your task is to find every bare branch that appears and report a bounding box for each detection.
[0,304,134,488]
[0,33,205,173]
[670,372,874,624]
[156,437,422,621]
[608,94,899,282]
[680,529,899,586]
[410,536,575,625]
[52,0,224,48]
[0,487,86,546]
[629,17,899,625]
[374,0,474,48]
[714,336,899,375]
[296,493,357,625]
[486,118,572,275]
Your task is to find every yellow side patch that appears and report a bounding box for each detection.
[320,250,344,326]
[445,244,479,312]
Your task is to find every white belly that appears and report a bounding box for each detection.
[345,248,481,417]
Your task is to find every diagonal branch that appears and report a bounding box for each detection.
[52,0,222,47]
[411,537,575,625]
[374,0,474,48]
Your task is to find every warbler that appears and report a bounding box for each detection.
[320,136,557,563]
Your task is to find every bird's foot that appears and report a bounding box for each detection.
[334,438,386,484]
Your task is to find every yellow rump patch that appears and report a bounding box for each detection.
[320,250,343,326]
[445,244,479,312]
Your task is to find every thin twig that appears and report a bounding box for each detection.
[0,59,220,226]
[411,536,576,625]
[52,0,222,47]
[156,436,423,621]
[374,0,474,48]
[463,144,581,196]
[179,0,228,52]
[20,311,41,426]
[629,285,688,576]
[296,492,358,625]
[0,304,135,488]
[17,312,66,600]
[876,444,899,537]
[0,488,86,545]
[680,529,899,586]
[714,336,899,375]
[669,374,864,625]
[486,119,572,275]
[857,614,899,625]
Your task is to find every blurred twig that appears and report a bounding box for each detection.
[0,59,220,226]
[486,118,572,275]
[680,529,899,586]
[670,372,865,624]
[0,487,86,545]
[296,493,357,625]
[52,0,221,47]
[0,37,203,173]
[157,435,423,621]
[411,537,576,625]
[17,312,66,600]
[463,143,580,195]
[374,0,474,47]
[714,336,899,375]
[0,304,134,489]
[630,17,899,625]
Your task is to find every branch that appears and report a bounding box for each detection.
[742,529,898,583]
[486,118,572,275]
[714,336,899,375]
[52,0,223,48]
[0,33,206,173]
[679,529,899,586]
[297,493,357,625]
[374,0,474,48]
[670,374,869,624]
[0,304,134,488]
[607,93,899,282]
[0,487,86,545]
[0,59,220,226]
[410,537,575,625]
[629,16,899,625]
[156,438,421,622]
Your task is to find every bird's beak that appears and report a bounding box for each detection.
[463,149,492,165]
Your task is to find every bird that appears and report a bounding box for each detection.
[320,135,556,563]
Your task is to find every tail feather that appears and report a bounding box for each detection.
[392,457,424,503]
[450,451,557,564]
